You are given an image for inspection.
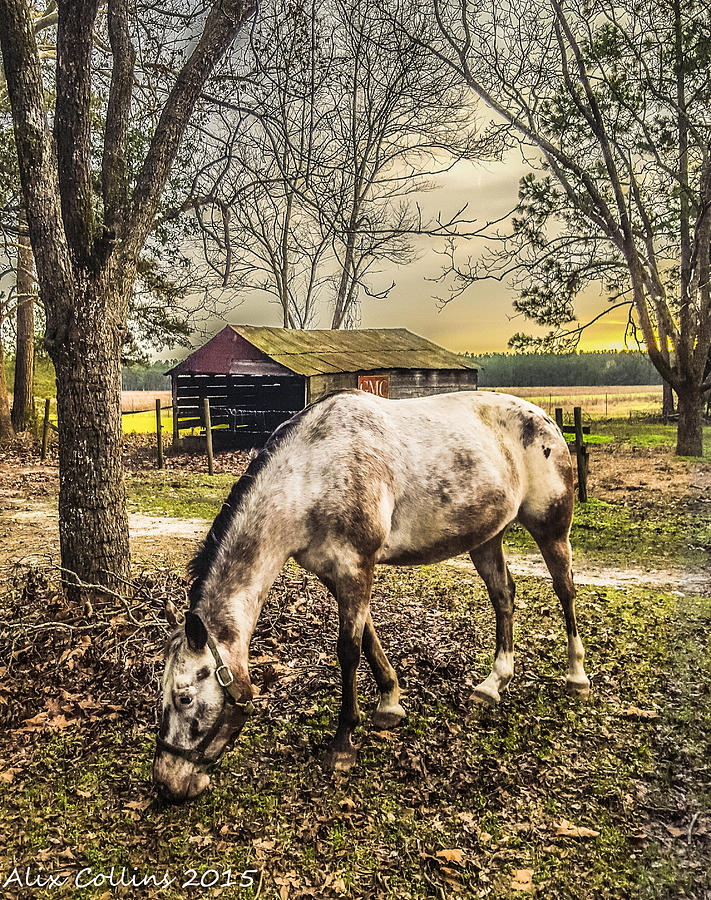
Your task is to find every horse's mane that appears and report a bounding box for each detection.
[187,391,356,608]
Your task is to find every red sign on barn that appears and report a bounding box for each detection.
[358,374,389,397]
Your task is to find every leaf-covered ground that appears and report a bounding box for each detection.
[1,559,709,899]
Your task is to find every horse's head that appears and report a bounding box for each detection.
[153,610,254,803]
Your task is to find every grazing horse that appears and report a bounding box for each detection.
[154,389,589,802]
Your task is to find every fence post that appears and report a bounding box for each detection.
[155,398,164,470]
[573,406,588,502]
[203,396,214,476]
[555,407,564,432]
[40,398,50,461]
[171,376,179,450]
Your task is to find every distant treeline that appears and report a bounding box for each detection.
[120,350,662,391]
[122,361,176,391]
[471,351,662,387]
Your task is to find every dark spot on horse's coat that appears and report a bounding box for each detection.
[543,445,551,458]
[189,718,203,739]
[454,449,474,471]
[520,416,536,448]
[438,484,452,505]
[214,620,236,645]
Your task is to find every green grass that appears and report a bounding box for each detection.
[126,471,235,519]
[1,566,709,898]
[504,494,711,568]
[598,421,711,458]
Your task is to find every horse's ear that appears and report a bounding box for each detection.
[185,611,208,652]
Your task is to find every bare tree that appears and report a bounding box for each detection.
[326,0,479,328]
[187,0,489,329]
[410,0,711,455]
[0,0,257,594]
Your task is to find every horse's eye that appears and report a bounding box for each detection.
[196,667,210,681]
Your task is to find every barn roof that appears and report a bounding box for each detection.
[168,325,478,377]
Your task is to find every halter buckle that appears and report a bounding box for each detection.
[215,664,234,688]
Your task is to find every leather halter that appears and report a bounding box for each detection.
[156,636,255,766]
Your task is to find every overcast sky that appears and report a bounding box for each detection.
[197,154,631,357]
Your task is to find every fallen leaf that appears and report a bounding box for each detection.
[48,714,75,730]
[125,799,152,812]
[331,876,347,894]
[511,869,534,892]
[435,848,465,866]
[555,820,600,839]
[622,706,660,720]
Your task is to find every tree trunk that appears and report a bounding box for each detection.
[676,384,703,456]
[331,216,358,329]
[50,277,130,595]
[12,213,35,432]
[662,380,675,421]
[0,332,14,443]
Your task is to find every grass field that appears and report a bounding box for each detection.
[484,385,664,419]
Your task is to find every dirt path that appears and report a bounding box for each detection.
[2,497,706,595]
[444,553,707,596]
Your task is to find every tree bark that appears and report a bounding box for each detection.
[331,212,358,329]
[676,384,703,457]
[50,273,130,593]
[662,380,675,421]
[12,212,35,432]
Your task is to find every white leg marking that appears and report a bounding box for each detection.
[373,686,406,727]
[474,651,514,705]
[566,634,590,695]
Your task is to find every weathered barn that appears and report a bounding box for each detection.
[167,325,479,447]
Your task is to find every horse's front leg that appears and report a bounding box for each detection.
[325,564,373,771]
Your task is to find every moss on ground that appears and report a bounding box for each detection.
[126,471,236,520]
[1,563,709,899]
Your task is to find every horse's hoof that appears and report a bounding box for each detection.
[566,676,591,698]
[373,703,406,729]
[324,746,357,772]
[472,687,499,706]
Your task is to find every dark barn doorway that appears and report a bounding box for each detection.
[174,372,305,448]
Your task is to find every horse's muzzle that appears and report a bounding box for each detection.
[153,752,210,803]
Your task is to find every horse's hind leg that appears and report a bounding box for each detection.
[321,574,404,729]
[533,532,590,697]
[470,533,516,704]
[362,614,405,729]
